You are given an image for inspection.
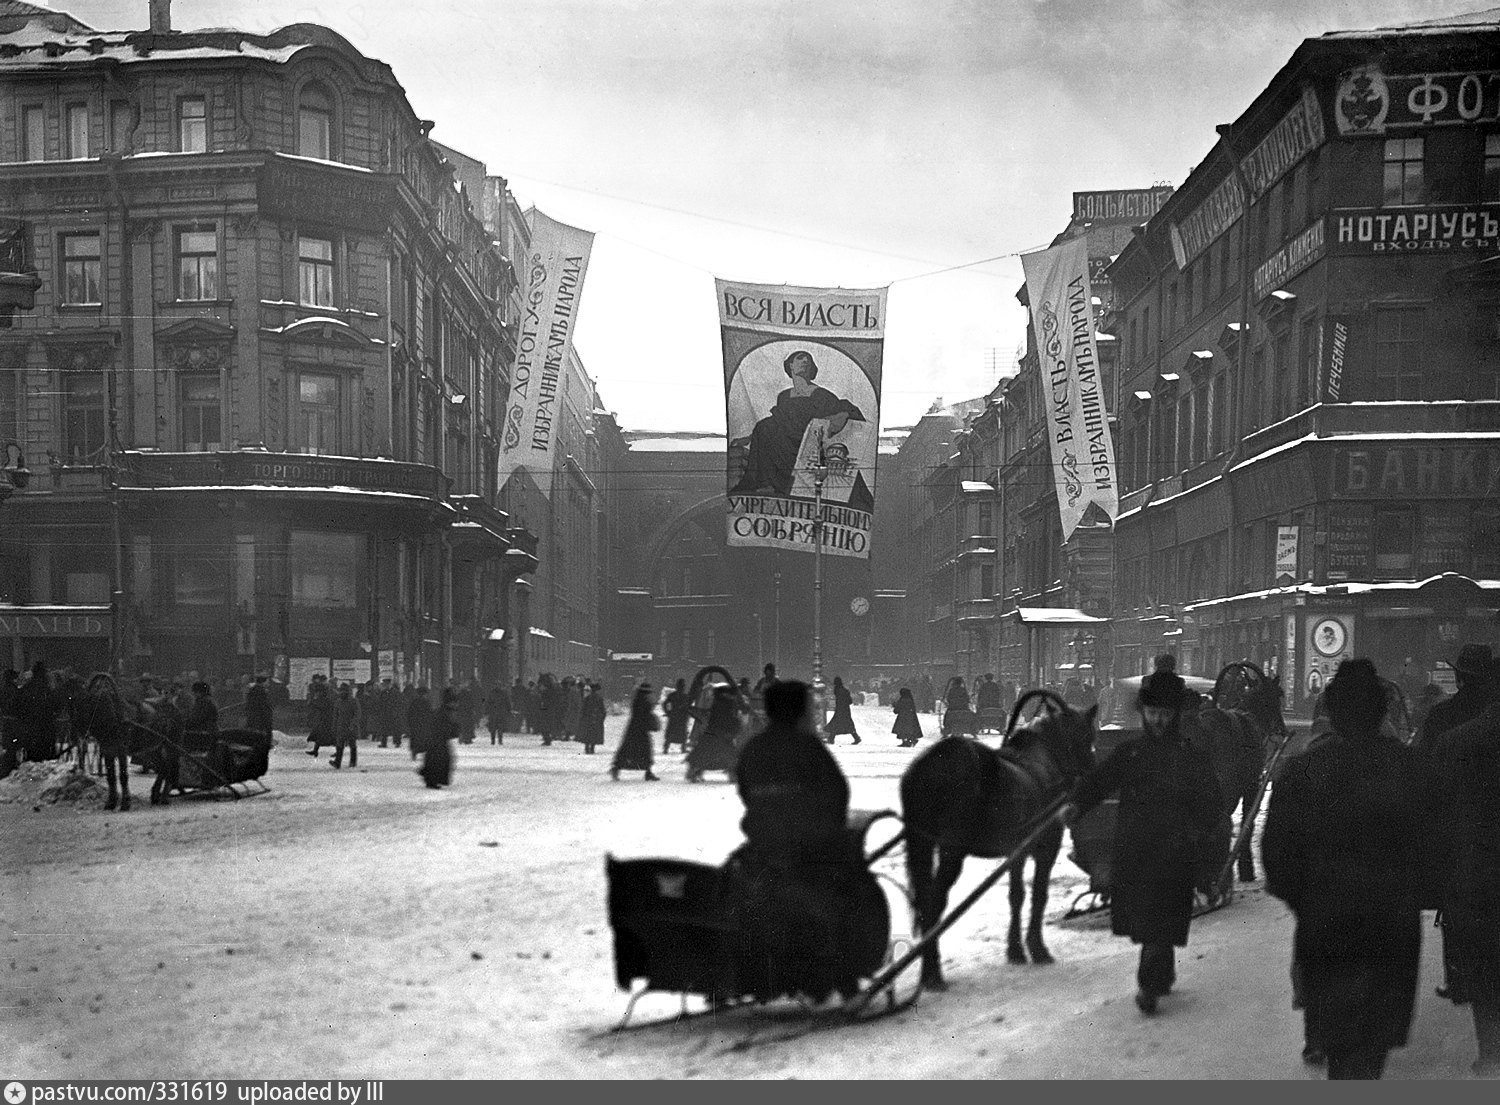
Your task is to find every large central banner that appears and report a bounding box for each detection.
[1020,236,1118,542]
[497,210,594,500]
[717,279,887,559]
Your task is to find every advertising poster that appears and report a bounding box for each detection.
[1305,614,1355,699]
[377,649,395,683]
[331,658,371,685]
[288,656,330,701]
[496,210,594,501]
[718,279,887,559]
[1020,235,1119,542]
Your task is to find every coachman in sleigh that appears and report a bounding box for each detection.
[607,680,892,1008]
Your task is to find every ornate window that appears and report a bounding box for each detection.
[178,96,207,153]
[62,372,106,463]
[65,103,88,159]
[295,371,340,455]
[297,84,334,160]
[179,375,221,452]
[60,233,101,305]
[297,235,335,306]
[176,226,219,301]
[1373,307,1424,401]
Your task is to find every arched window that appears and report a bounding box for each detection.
[298,83,334,160]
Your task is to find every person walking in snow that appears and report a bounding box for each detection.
[610,683,660,781]
[824,675,861,745]
[892,687,923,747]
[662,678,691,754]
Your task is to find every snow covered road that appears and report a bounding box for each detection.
[1,705,1482,1079]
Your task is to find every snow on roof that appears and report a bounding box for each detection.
[0,29,306,67]
[961,480,995,493]
[626,435,726,453]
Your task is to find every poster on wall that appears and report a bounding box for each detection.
[718,279,887,559]
[1304,614,1355,700]
[377,649,395,683]
[287,656,330,701]
[331,658,371,685]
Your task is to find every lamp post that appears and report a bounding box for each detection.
[810,451,830,730]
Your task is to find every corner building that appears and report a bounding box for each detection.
[1106,11,1500,713]
[0,3,537,686]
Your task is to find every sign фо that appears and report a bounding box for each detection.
[1020,236,1119,542]
[718,279,887,559]
[497,211,594,501]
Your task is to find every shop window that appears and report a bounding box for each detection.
[297,235,335,306]
[1382,137,1424,206]
[290,531,361,609]
[62,373,106,463]
[178,96,207,153]
[176,226,219,301]
[60,232,101,305]
[179,375,221,452]
[297,84,334,160]
[173,553,226,606]
[22,105,44,161]
[1373,507,1416,577]
[65,103,88,159]
[1373,307,1424,400]
[295,371,340,455]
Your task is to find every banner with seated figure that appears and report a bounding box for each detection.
[718,279,887,559]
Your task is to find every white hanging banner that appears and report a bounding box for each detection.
[497,210,594,501]
[1020,235,1118,542]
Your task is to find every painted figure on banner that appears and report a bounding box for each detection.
[718,280,887,560]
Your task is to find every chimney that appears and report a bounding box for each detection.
[149,0,171,33]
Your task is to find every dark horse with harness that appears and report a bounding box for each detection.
[899,689,1098,989]
[69,673,176,811]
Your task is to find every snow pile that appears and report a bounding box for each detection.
[0,761,105,807]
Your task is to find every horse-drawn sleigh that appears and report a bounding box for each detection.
[606,663,1292,1028]
[70,673,272,809]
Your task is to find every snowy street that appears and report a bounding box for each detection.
[1,704,1482,1079]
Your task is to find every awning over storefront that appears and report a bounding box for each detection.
[1012,607,1109,626]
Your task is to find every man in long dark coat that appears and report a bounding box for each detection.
[1263,658,1433,1080]
[244,675,273,736]
[1070,668,1223,1016]
[12,661,61,762]
[1431,688,1500,1076]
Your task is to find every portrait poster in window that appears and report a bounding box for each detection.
[717,279,886,559]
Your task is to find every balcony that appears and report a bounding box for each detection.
[956,597,997,627]
[957,535,998,559]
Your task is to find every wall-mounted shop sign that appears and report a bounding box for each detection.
[1331,444,1500,498]
[0,610,111,637]
[1072,188,1174,223]
[260,159,397,233]
[1324,317,1350,401]
[1326,502,1373,581]
[1275,525,1300,582]
[1330,204,1500,255]
[1336,63,1500,135]
[1254,221,1326,299]
[1171,87,1324,267]
[120,451,446,499]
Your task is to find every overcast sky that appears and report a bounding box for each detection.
[59,0,1441,432]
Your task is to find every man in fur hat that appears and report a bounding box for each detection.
[1070,666,1223,1016]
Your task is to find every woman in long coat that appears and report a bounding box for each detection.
[1070,669,1223,1016]
[420,688,457,788]
[661,678,691,753]
[610,683,659,781]
[891,687,923,747]
[579,681,607,755]
[562,677,584,740]
[824,676,861,745]
[1430,693,1500,1076]
[1263,658,1432,1079]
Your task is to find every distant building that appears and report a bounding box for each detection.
[0,2,537,688]
[1106,11,1500,708]
[612,430,883,695]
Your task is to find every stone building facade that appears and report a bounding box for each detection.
[0,4,539,691]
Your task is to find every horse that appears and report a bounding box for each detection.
[1192,661,1288,884]
[899,689,1098,989]
[71,674,177,810]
